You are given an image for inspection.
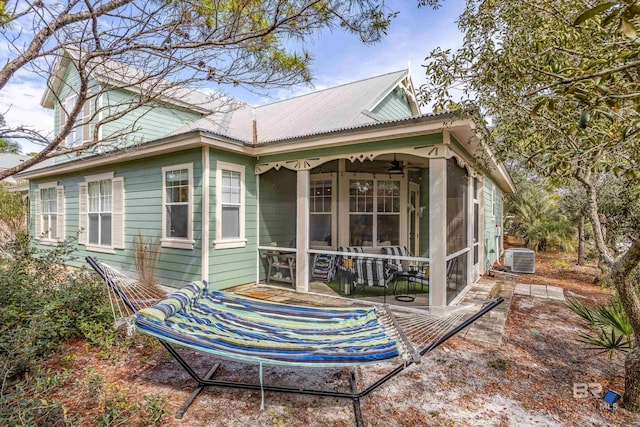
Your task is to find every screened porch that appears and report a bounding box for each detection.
[255,153,483,308]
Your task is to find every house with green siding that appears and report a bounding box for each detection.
[20,53,514,309]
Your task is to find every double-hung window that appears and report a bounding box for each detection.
[215,161,245,249]
[35,182,64,243]
[349,177,401,247]
[310,174,336,247]
[88,179,112,246]
[162,164,194,249]
[79,172,125,252]
[40,187,57,240]
[61,94,93,147]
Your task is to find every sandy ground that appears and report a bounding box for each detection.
[46,251,640,426]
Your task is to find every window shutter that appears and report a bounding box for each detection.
[78,183,87,245]
[112,177,125,249]
[82,99,92,142]
[34,190,41,240]
[56,186,65,241]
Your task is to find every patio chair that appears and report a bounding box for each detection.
[381,246,412,272]
[407,258,457,291]
[352,257,395,303]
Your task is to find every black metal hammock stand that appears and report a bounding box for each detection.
[86,256,503,426]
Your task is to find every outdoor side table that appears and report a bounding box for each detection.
[393,270,418,302]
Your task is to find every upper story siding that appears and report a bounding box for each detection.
[52,62,203,164]
[372,87,414,120]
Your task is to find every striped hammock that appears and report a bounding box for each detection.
[135,281,406,367]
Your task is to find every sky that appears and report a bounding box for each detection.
[0,0,466,154]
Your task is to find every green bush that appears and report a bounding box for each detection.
[0,233,120,426]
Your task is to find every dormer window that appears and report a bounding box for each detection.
[61,94,93,147]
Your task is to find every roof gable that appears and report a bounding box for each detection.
[40,48,227,114]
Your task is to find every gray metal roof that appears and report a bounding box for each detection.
[171,70,410,143]
[0,153,33,169]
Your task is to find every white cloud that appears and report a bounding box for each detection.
[0,71,52,153]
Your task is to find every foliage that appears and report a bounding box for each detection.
[419,0,640,409]
[0,137,20,153]
[0,184,27,244]
[566,296,633,358]
[505,169,575,252]
[0,0,448,178]
[0,234,116,381]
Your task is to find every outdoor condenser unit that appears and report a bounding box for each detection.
[504,248,536,274]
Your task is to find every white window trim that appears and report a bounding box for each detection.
[214,161,246,249]
[37,181,59,245]
[81,171,123,252]
[310,173,337,249]
[161,163,195,250]
[343,173,405,249]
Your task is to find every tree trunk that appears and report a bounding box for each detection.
[577,216,585,265]
[577,173,640,411]
[625,345,640,411]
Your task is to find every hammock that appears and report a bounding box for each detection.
[87,256,503,426]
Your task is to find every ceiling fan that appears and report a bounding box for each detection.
[388,153,403,174]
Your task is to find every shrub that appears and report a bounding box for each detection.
[0,234,120,425]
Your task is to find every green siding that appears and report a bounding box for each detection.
[101,88,201,147]
[208,149,259,290]
[52,61,202,165]
[372,87,413,120]
[31,149,204,287]
[483,179,503,266]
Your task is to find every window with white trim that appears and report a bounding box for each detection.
[35,182,65,243]
[310,174,336,247]
[88,179,112,246]
[40,187,57,240]
[162,164,194,249]
[349,178,401,247]
[215,161,245,249]
[79,172,125,252]
[61,94,93,147]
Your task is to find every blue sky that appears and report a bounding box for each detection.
[0,0,465,154]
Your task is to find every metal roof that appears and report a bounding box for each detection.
[171,70,410,143]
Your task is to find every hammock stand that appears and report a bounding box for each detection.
[86,256,503,426]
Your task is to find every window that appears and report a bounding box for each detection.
[40,187,57,240]
[35,182,64,243]
[61,94,93,147]
[349,178,401,247]
[310,174,336,247]
[215,161,245,249]
[88,179,112,246]
[162,164,194,249]
[79,173,124,252]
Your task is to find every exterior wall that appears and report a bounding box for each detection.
[30,149,204,287]
[100,88,201,146]
[372,87,413,120]
[53,63,202,165]
[483,178,504,267]
[208,149,259,290]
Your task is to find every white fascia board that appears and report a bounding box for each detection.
[367,70,409,112]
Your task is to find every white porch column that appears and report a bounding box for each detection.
[296,169,310,292]
[429,157,447,312]
[467,174,475,283]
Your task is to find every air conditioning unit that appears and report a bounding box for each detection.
[504,248,536,274]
